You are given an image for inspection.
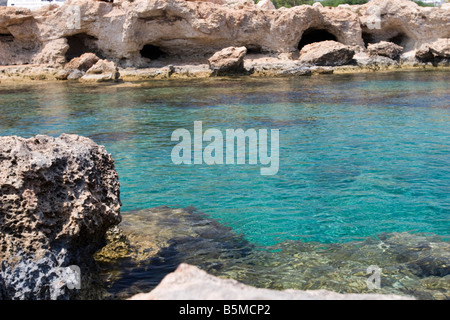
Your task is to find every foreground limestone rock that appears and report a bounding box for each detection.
[208,46,247,75]
[129,264,414,300]
[0,134,121,299]
[299,41,355,66]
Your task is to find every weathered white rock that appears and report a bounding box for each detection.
[299,41,355,66]
[80,59,120,82]
[129,264,414,300]
[416,38,450,61]
[256,0,275,10]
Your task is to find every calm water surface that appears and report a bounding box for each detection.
[1,71,449,298]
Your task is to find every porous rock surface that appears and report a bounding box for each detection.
[0,134,121,299]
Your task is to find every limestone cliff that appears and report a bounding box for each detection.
[0,0,449,68]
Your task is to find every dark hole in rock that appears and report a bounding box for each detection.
[245,45,263,55]
[140,44,166,60]
[362,32,374,47]
[298,29,338,51]
[65,33,100,61]
[0,33,14,43]
[389,33,410,49]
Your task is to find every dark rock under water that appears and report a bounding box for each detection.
[97,206,450,300]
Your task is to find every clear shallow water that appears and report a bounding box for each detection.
[1,71,449,247]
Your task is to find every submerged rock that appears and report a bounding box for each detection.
[129,263,413,300]
[299,41,355,66]
[96,206,252,299]
[0,134,121,300]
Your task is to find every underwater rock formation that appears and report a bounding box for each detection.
[97,205,449,300]
[0,134,121,299]
[129,263,414,300]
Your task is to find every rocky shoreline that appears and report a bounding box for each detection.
[0,0,449,83]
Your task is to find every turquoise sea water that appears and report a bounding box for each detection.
[0,72,449,247]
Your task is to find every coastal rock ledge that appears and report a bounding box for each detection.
[1,0,450,81]
[0,134,121,300]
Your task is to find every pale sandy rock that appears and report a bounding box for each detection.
[226,0,255,10]
[80,59,120,82]
[64,52,100,72]
[208,46,247,75]
[67,69,84,80]
[299,41,355,66]
[86,59,118,74]
[55,69,71,80]
[354,52,398,67]
[367,41,404,60]
[0,134,121,299]
[416,38,450,61]
[129,264,414,300]
[256,0,275,10]
[429,38,450,58]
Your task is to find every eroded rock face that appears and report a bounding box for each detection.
[0,134,121,300]
[0,0,448,68]
[208,46,247,75]
[299,41,355,66]
[129,263,414,300]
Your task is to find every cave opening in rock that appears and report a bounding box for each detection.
[140,44,166,60]
[362,32,374,47]
[389,33,410,48]
[298,28,338,51]
[65,33,99,61]
[0,33,14,43]
[245,45,263,55]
